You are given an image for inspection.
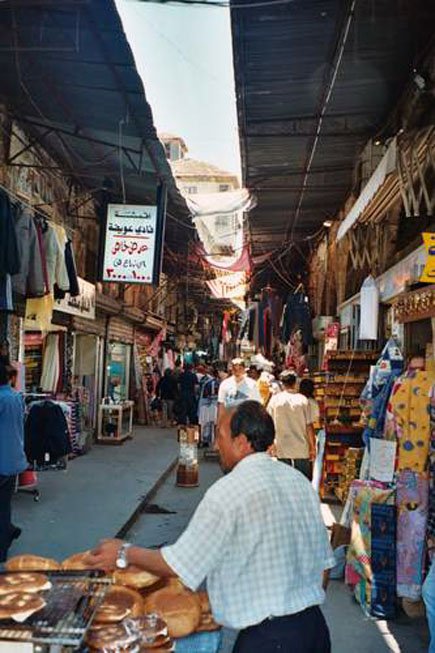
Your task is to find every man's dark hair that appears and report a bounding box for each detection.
[230,401,275,452]
[300,378,315,399]
[280,370,297,387]
[0,361,9,385]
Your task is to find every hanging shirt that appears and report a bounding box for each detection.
[359,275,380,340]
[162,453,335,629]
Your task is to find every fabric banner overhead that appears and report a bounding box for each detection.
[187,188,255,269]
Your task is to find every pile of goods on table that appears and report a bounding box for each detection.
[0,552,221,651]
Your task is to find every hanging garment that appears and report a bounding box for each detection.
[0,190,20,279]
[43,225,69,294]
[359,275,380,340]
[0,275,13,312]
[24,400,72,465]
[360,340,404,447]
[64,240,80,296]
[281,292,313,346]
[40,334,60,393]
[428,385,435,544]
[390,370,433,473]
[370,503,397,619]
[396,470,429,600]
[345,482,395,615]
[12,207,45,297]
[25,220,53,333]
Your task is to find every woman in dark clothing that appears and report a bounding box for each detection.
[156,369,178,428]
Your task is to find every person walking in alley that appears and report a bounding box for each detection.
[217,357,261,418]
[267,370,316,480]
[156,369,178,428]
[177,363,198,425]
[0,360,27,562]
[89,401,334,652]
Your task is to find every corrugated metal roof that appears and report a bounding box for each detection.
[230,0,435,285]
[0,0,190,238]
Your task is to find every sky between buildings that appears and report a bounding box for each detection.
[115,0,241,178]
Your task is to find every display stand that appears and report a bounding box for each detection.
[320,350,378,503]
[97,400,134,444]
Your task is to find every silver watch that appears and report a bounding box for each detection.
[116,542,132,569]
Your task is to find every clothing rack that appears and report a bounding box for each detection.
[0,182,75,239]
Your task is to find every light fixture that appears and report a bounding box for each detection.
[374,139,382,146]
[323,220,333,228]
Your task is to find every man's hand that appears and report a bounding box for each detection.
[87,538,124,573]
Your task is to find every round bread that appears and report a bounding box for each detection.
[143,638,174,652]
[196,590,211,614]
[113,568,159,589]
[5,555,60,572]
[85,623,139,651]
[143,588,201,639]
[94,585,143,623]
[162,578,188,594]
[0,592,45,620]
[0,573,50,595]
[61,551,92,571]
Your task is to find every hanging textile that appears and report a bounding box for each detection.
[360,339,404,446]
[428,384,435,545]
[389,370,433,473]
[370,503,397,618]
[281,291,313,346]
[359,275,380,340]
[396,469,429,600]
[345,481,395,615]
[12,206,45,297]
[40,334,60,393]
[0,190,20,280]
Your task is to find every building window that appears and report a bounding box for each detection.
[164,143,171,160]
[185,186,198,194]
[219,184,230,192]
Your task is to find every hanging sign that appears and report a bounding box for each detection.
[420,233,435,283]
[55,277,96,320]
[101,189,166,286]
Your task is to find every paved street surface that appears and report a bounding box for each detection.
[9,426,178,561]
[129,455,429,653]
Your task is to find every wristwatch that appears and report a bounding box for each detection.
[116,542,132,569]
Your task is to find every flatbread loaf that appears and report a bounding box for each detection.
[61,551,92,570]
[5,555,60,572]
[113,567,159,589]
[94,585,143,623]
[143,588,201,639]
[0,573,51,595]
[196,590,211,614]
[85,623,139,651]
[0,592,45,621]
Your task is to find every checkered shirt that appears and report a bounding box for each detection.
[162,453,335,630]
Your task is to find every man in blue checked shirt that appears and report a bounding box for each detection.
[90,400,335,652]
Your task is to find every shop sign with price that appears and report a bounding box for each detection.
[102,200,165,285]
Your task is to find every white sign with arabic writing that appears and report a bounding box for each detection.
[55,277,96,320]
[102,204,158,284]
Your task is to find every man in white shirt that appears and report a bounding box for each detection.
[88,401,334,652]
[217,357,261,419]
[267,370,316,479]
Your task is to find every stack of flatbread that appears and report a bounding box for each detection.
[0,555,59,622]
